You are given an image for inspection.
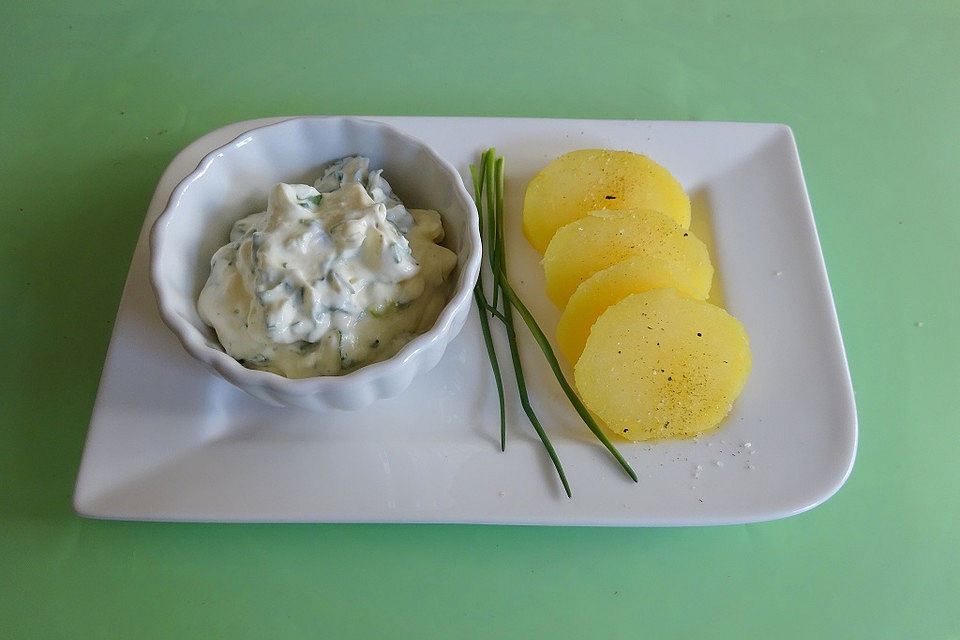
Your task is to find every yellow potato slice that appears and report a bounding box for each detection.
[522,149,691,253]
[542,208,712,308]
[574,289,751,441]
[556,255,705,365]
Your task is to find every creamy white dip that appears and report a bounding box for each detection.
[198,157,458,378]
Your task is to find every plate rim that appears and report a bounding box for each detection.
[73,115,858,526]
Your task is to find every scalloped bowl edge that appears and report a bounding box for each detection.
[149,116,481,411]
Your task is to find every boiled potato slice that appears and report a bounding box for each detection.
[574,289,751,441]
[522,149,691,253]
[542,208,712,308]
[556,255,705,365]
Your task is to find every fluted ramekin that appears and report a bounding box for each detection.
[150,116,481,410]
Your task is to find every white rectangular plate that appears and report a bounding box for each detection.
[74,116,857,525]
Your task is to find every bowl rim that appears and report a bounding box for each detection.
[149,115,482,397]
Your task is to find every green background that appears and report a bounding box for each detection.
[2,1,957,637]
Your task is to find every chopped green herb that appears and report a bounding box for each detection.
[297,194,323,209]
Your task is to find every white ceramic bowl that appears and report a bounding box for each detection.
[150,116,481,410]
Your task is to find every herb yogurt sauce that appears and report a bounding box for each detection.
[198,157,458,378]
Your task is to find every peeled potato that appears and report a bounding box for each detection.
[574,289,751,441]
[542,208,712,308]
[522,149,691,253]
[556,255,706,365]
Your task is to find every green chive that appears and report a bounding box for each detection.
[474,149,570,497]
[500,293,572,497]
[485,149,638,486]
[470,158,507,452]
[472,287,506,452]
[498,277,637,483]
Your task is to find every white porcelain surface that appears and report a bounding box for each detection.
[75,116,857,525]
[150,116,481,410]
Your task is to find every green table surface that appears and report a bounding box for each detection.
[2,1,958,637]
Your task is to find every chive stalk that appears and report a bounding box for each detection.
[471,148,638,493]
[480,150,571,497]
[470,161,507,451]
[496,277,637,482]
